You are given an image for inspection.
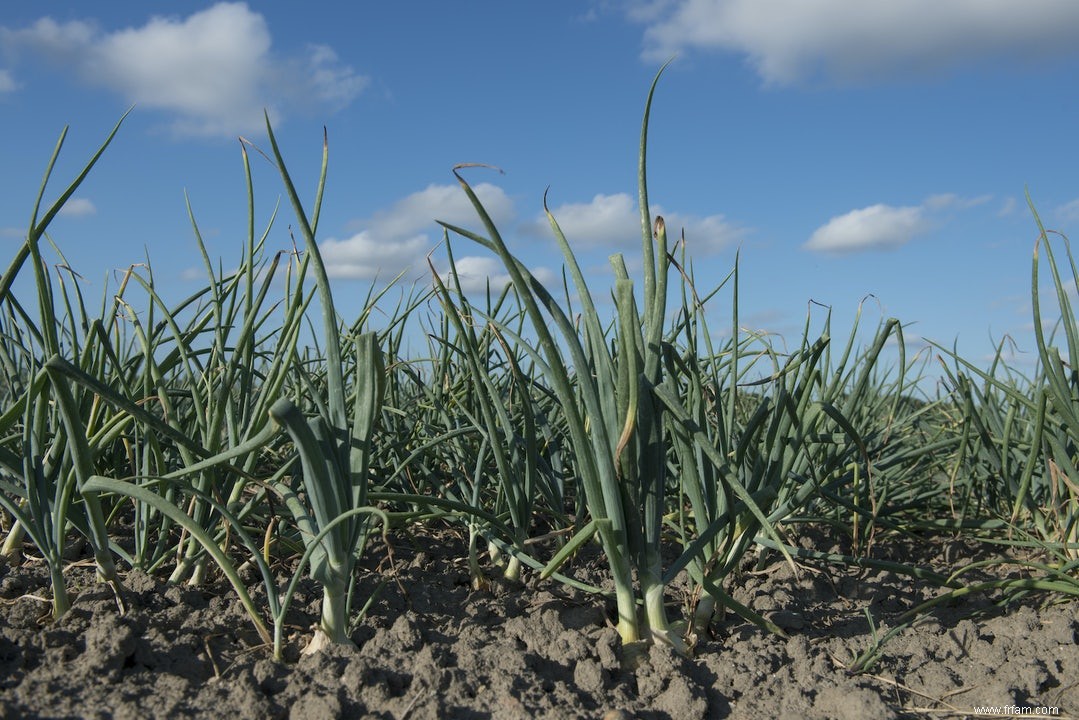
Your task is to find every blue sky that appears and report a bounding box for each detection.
[3,2,1079,381]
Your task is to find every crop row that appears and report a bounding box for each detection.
[0,71,1075,666]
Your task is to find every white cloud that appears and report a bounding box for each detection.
[440,255,558,295]
[359,182,515,240]
[528,192,744,253]
[320,233,431,281]
[301,45,366,109]
[1,17,97,65]
[530,193,640,247]
[922,194,959,212]
[626,0,681,23]
[804,203,928,253]
[1,4,367,137]
[58,198,96,218]
[1056,197,1079,223]
[924,193,992,211]
[0,70,15,93]
[663,211,746,253]
[635,0,1079,84]
[331,185,741,284]
[321,182,515,280]
[441,256,512,293]
[804,192,1004,254]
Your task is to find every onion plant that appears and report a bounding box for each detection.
[430,245,567,586]
[931,204,1078,583]
[8,67,1077,674]
[76,118,394,654]
[92,177,301,580]
[439,65,784,652]
[663,301,948,637]
[258,118,392,652]
[0,115,130,617]
[656,268,826,637]
[1027,206,1079,568]
[21,132,307,595]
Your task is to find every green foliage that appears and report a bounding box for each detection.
[0,74,1075,669]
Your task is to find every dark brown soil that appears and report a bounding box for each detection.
[0,527,1075,719]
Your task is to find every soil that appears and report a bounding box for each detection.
[0,527,1075,720]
